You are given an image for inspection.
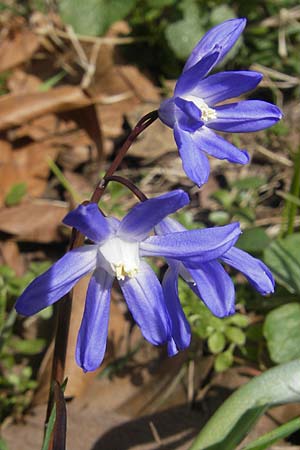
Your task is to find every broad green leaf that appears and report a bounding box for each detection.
[165,0,204,60]
[236,228,270,253]
[225,326,245,346]
[264,234,300,293]
[59,0,137,36]
[263,303,300,363]
[208,211,230,225]
[242,416,300,450]
[5,183,27,206]
[0,436,8,450]
[189,359,300,450]
[208,331,225,354]
[214,351,233,372]
[11,337,45,355]
[231,176,267,190]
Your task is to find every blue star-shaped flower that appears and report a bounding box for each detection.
[158,18,282,186]
[15,190,273,371]
[155,217,274,356]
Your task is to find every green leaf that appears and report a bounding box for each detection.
[227,314,249,328]
[0,436,9,450]
[242,416,300,450]
[214,351,233,372]
[5,183,27,206]
[225,326,246,346]
[41,404,56,450]
[231,176,267,191]
[59,0,137,36]
[263,303,300,363]
[208,211,230,225]
[236,228,270,253]
[165,0,205,60]
[11,337,45,355]
[189,359,300,450]
[264,234,300,293]
[208,331,226,354]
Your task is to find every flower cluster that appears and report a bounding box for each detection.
[158,18,282,186]
[16,190,274,372]
[15,18,280,372]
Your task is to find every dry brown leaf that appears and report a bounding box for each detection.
[0,140,59,205]
[7,69,42,94]
[0,28,39,73]
[0,240,25,276]
[0,200,68,242]
[0,86,92,131]
[0,139,13,163]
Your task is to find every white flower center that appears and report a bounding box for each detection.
[99,237,140,280]
[184,95,217,122]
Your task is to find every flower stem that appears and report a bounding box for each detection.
[44,109,158,448]
[90,110,158,203]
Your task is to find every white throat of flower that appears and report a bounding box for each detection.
[184,95,217,122]
[99,237,140,280]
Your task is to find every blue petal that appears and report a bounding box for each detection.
[193,127,250,164]
[191,71,263,106]
[118,190,189,241]
[175,51,220,96]
[174,97,203,132]
[63,203,112,244]
[183,18,246,72]
[162,263,191,355]
[221,247,275,295]
[174,124,210,187]
[15,245,98,316]
[209,100,283,132]
[119,261,171,345]
[140,223,241,264]
[76,269,113,372]
[155,217,186,235]
[188,261,236,317]
[158,97,176,128]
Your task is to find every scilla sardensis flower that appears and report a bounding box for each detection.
[15,190,274,372]
[158,18,282,186]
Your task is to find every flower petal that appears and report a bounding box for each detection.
[209,100,282,132]
[221,247,275,295]
[140,223,241,264]
[155,216,186,235]
[193,127,250,164]
[158,97,176,128]
[191,71,263,106]
[188,261,236,317]
[174,97,203,132]
[15,245,98,316]
[118,190,189,241]
[119,261,171,345]
[174,124,210,187]
[76,269,113,372]
[183,18,246,72]
[162,263,191,356]
[63,203,112,244]
[175,51,220,96]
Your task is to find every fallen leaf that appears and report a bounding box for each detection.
[0,86,92,131]
[0,240,25,276]
[0,200,68,242]
[0,140,59,205]
[0,27,40,73]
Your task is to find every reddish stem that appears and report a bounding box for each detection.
[44,109,158,447]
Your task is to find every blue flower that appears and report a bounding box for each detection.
[155,217,274,356]
[158,18,282,187]
[15,190,243,372]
